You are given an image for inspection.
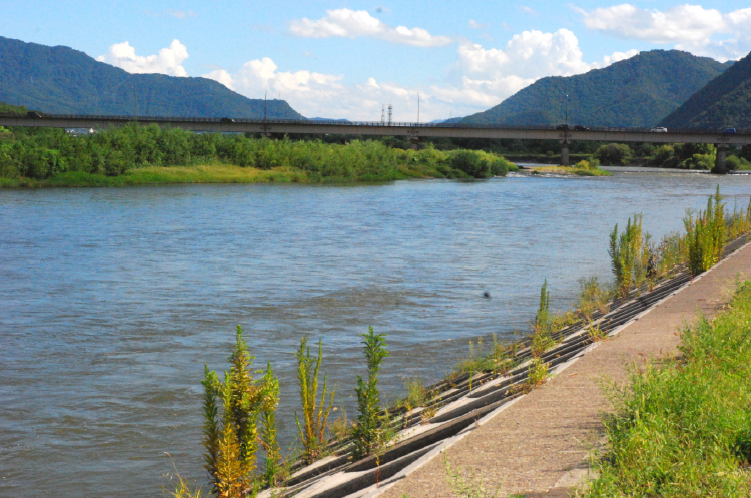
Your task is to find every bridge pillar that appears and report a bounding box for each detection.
[712,144,728,174]
[410,136,419,151]
[561,140,570,166]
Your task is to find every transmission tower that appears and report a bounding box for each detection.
[388,104,393,125]
[381,105,385,124]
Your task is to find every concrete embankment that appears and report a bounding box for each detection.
[376,241,751,498]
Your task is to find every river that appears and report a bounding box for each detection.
[2,168,751,496]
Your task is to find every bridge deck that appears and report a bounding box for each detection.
[1,114,750,145]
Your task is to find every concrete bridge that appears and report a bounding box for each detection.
[2,113,750,172]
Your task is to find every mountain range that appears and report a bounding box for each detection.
[0,36,302,119]
[660,50,751,129]
[460,50,734,128]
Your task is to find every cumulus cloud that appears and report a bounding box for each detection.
[202,29,638,121]
[289,8,452,47]
[97,39,189,76]
[578,4,751,60]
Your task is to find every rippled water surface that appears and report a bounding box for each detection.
[2,169,751,496]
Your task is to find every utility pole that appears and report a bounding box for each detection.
[131,86,137,120]
[565,93,569,126]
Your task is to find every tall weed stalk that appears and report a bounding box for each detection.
[352,326,391,459]
[609,214,646,296]
[294,337,335,464]
[202,326,269,498]
[685,186,725,276]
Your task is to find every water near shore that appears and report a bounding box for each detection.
[2,169,751,496]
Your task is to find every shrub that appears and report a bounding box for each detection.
[726,154,751,171]
[352,326,391,459]
[201,326,268,497]
[595,143,633,166]
[450,150,491,178]
[608,214,647,296]
[295,337,335,464]
[685,186,725,276]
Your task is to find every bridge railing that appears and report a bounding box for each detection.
[7,113,750,136]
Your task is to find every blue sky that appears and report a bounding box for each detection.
[2,1,751,120]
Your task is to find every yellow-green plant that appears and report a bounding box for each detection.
[352,326,391,459]
[295,337,335,464]
[202,326,269,498]
[685,186,725,276]
[527,358,549,387]
[531,281,555,357]
[609,214,645,296]
[259,362,281,487]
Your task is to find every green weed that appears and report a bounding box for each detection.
[294,337,335,465]
[352,326,392,459]
[586,281,751,496]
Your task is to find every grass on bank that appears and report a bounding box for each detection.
[585,281,751,497]
[0,157,520,188]
[531,160,612,177]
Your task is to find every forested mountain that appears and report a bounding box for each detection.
[0,36,303,119]
[660,50,751,129]
[461,50,733,127]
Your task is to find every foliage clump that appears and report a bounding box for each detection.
[294,337,335,465]
[201,326,280,498]
[0,124,517,184]
[685,185,726,275]
[351,326,392,459]
[587,281,751,497]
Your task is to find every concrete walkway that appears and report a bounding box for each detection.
[378,242,751,498]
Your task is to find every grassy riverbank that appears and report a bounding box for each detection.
[586,281,751,497]
[0,123,517,187]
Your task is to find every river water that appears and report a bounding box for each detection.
[2,168,751,496]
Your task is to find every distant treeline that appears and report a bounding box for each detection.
[593,142,751,170]
[0,121,517,184]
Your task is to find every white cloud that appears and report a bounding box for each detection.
[165,9,197,19]
[289,8,452,47]
[578,4,751,60]
[97,39,189,76]
[202,29,638,121]
[202,69,235,90]
[521,6,538,15]
[469,19,489,30]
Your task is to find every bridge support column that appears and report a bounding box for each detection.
[712,144,728,174]
[410,136,419,151]
[561,140,570,166]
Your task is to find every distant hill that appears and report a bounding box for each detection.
[660,51,751,129]
[461,50,733,128]
[0,36,303,119]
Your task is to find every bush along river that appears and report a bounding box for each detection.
[2,168,751,496]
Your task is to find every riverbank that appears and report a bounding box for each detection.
[0,124,518,187]
[378,237,751,498]
[0,160,520,188]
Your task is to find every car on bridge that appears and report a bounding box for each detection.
[650,127,668,132]
[722,128,737,134]
[574,125,589,131]
[220,117,236,123]
[556,124,569,131]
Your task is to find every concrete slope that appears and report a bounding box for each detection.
[376,241,751,497]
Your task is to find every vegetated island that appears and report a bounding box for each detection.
[0,105,518,188]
